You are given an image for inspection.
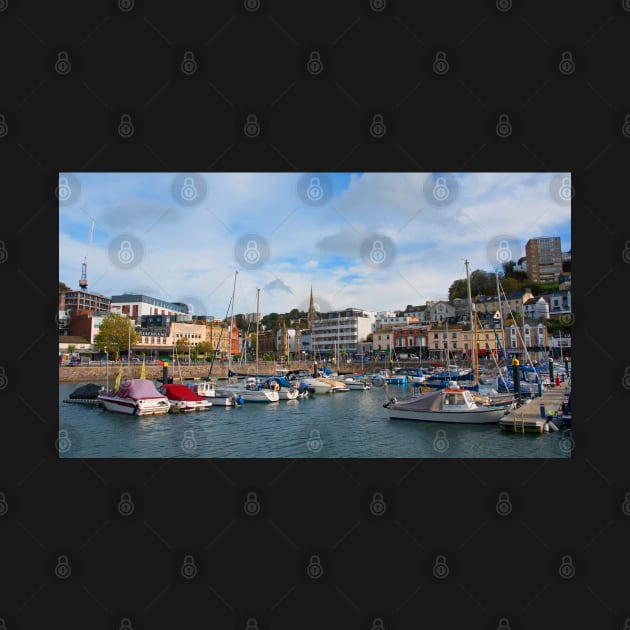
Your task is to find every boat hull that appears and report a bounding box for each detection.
[386,407,506,424]
[97,395,170,416]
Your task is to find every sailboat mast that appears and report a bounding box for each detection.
[228,270,238,381]
[495,270,504,362]
[465,260,476,382]
[256,287,260,372]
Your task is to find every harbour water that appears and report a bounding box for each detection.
[58,381,571,458]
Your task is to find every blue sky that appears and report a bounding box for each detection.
[59,172,571,318]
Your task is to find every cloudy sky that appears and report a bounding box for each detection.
[59,172,571,319]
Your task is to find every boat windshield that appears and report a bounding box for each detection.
[443,392,466,406]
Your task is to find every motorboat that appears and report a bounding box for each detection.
[184,380,243,406]
[393,367,426,384]
[218,377,280,402]
[342,376,372,390]
[383,384,507,424]
[157,383,213,413]
[97,379,171,416]
[298,376,333,394]
[264,376,300,400]
[317,377,350,392]
[63,382,104,405]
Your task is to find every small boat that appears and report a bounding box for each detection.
[299,376,333,394]
[393,367,426,384]
[383,384,507,424]
[218,377,280,402]
[317,377,350,392]
[97,379,171,416]
[63,382,104,404]
[342,376,372,390]
[264,377,300,400]
[157,383,213,413]
[184,380,243,406]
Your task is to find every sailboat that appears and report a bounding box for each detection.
[215,283,279,402]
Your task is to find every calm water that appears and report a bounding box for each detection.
[58,381,571,458]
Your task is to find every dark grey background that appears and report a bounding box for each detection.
[1,0,629,628]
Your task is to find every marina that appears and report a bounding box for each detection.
[59,377,571,458]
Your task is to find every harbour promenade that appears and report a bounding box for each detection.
[58,360,408,382]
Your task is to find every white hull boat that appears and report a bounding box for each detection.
[97,379,171,416]
[384,386,507,424]
[158,384,213,413]
[184,381,242,406]
[218,379,280,402]
[299,376,333,394]
[343,377,372,390]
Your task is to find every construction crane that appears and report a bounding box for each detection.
[79,218,95,291]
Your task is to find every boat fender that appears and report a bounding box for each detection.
[273,382,279,391]
[547,421,560,431]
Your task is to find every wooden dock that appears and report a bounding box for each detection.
[500,383,570,434]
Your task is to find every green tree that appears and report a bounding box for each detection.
[59,281,72,293]
[93,313,139,361]
[175,337,190,358]
[196,340,214,360]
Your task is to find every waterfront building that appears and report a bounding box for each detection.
[523,297,550,321]
[110,294,188,322]
[69,310,111,343]
[502,318,549,359]
[525,236,563,283]
[311,308,375,358]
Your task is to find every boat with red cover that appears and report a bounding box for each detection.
[157,383,213,413]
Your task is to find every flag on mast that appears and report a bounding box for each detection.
[140,356,146,379]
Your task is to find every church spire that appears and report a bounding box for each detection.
[307,285,317,330]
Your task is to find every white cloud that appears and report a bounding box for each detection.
[59,172,570,316]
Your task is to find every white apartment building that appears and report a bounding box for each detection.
[311,309,376,356]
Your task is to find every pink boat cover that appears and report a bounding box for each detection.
[159,384,206,401]
[117,379,166,400]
